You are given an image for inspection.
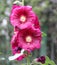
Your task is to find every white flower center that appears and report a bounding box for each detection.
[20,16,26,23]
[26,36,32,43]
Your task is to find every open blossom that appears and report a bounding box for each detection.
[13,15,41,33]
[11,46,26,60]
[10,5,36,29]
[11,34,25,60]
[11,25,41,51]
[11,32,30,60]
[11,35,26,61]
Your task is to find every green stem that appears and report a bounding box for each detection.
[26,56,30,65]
[22,0,24,6]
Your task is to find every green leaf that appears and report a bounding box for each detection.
[45,56,56,65]
[42,32,47,37]
[45,56,51,64]
[50,60,56,65]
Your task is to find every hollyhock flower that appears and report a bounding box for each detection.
[34,16,40,29]
[11,46,26,61]
[35,56,46,64]
[8,49,25,61]
[11,35,26,61]
[10,31,24,61]
[11,32,30,61]
[10,5,37,29]
[11,25,41,51]
[13,15,41,33]
[11,33,24,60]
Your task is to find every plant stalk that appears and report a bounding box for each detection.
[27,56,30,65]
[22,0,24,6]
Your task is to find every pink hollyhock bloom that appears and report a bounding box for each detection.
[13,15,41,32]
[37,56,46,64]
[11,32,30,61]
[34,16,40,29]
[11,40,27,61]
[10,5,36,29]
[34,56,46,64]
[11,26,41,51]
[11,45,26,61]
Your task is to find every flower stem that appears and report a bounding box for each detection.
[22,0,24,6]
[26,56,30,65]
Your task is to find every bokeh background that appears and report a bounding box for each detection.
[0,0,57,65]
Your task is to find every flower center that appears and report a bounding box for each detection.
[20,16,26,23]
[26,36,32,43]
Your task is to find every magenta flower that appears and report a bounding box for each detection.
[13,15,41,32]
[11,44,26,61]
[11,37,27,60]
[37,56,46,64]
[34,16,41,29]
[11,26,41,51]
[10,5,36,29]
[10,3,42,61]
[11,32,30,61]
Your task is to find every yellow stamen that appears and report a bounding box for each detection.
[26,36,32,43]
[20,16,26,23]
